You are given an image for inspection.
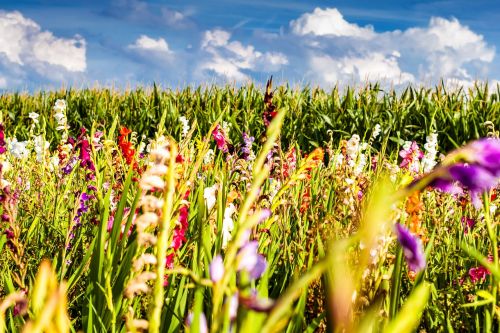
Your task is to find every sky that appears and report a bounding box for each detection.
[0,0,499,91]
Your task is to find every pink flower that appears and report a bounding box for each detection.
[212,125,228,152]
[469,266,490,283]
[399,141,423,173]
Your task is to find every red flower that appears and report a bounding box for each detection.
[118,127,138,170]
[120,127,132,136]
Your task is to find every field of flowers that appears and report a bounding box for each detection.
[0,81,499,332]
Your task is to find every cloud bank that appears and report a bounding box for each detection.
[0,7,497,90]
[0,10,86,88]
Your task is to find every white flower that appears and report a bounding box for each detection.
[204,185,217,211]
[49,155,60,172]
[54,112,66,123]
[204,149,215,165]
[354,153,367,176]
[53,99,67,112]
[140,175,165,191]
[2,160,11,173]
[0,179,10,190]
[422,132,438,173]
[332,153,344,167]
[8,138,30,159]
[34,135,49,162]
[346,134,360,160]
[222,203,237,249]
[222,121,231,136]
[146,135,168,153]
[371,124,381,140]
[29,112,40,124]
[179,116,190,138]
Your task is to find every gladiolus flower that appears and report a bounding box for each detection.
[430,138,500,208]
[212,125,228,152]
[210,255,224,282]
[237,241,267,279]
[394,223,426,273]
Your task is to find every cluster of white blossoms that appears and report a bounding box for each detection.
[222,203,237,249]
[346,134,368,176]
[7,138,30,159]
[28,112,40,125]
[54,99,69,141]
[421,132,438,173]
[179,116,190,139]
[204,184,217,211]
[33,135,49,162]
[146,135,168,154]
[371,124,381,141]
[203,184,237,249]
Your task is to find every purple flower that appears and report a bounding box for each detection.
[240,132,254,160]
[461,216,476,233]
[238,289,274,312]
[209,254,224,283]
[467,139,500,176]
[228,293,239,320]
[430,138,500,208]
[394,223,426,273]
[237,241,267,279]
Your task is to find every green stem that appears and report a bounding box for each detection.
[483,192,497,327]
[389,247,404,320]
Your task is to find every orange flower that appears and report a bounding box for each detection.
[120,127,132,136]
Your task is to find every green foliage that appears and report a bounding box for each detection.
[0,83,498,332]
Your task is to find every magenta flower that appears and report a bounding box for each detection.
[394,223,426,273]
[0,124,6,155]
[212,125,228,153]
[469,266,490,283]
[461,216,476,233]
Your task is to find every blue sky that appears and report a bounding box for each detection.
[0,0,499,90]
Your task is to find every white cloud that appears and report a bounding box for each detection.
[290,8,375,39]
[399,17,495,80]
[309,52,414,86]
[0,11,86,72]
[0,10,86,88]
[129,35,171,53]
[289,7,496,87]
[199,29,288,81]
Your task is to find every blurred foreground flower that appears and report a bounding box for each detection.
[431,138,500,208]
[394,223,426,273]
[237,241,267,279]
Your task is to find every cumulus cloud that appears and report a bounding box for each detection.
[198,29,288,81]
[309,52,414,86]
[288,7,496,87]
[129,35,171,53]
[290,7,375,39]
[0,10,86,88]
